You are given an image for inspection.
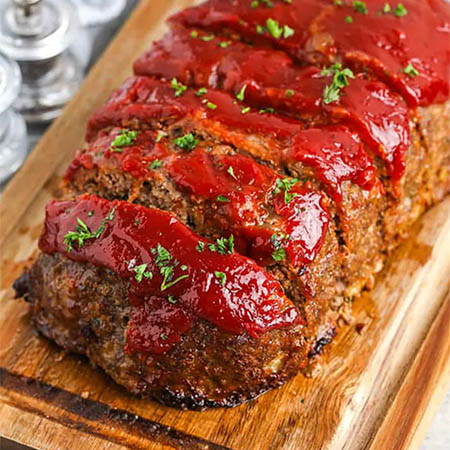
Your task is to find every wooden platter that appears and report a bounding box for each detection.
[0,1,449,448]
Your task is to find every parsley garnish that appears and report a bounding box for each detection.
[173,133,198,150]
[256,24,265,34]
[196,87,208,97]
[403,63,419,78]
[259,107,275,114]
[353,1,368,14]
[266,18,295,39]
[383,3,391,13]
[171,78,187,97]
[345,15,353,23]
[217,195,230,202]
[393,3,407,16]
[155,130,167,142]
[271,233,288,262]
[241,106,251,114]
[151,244,189,291]
[214,271,227,286]
[285,89,294,98]
[218,40,232,48]
[64,208,116,252]
[321,63,355,104]
[236,84,247,101]
[272,178,298,204]
[334,0,343,5]
[251,0,259,7]
[206,101,217,110]
[160,333,168,340]
[209,235,234,255]
[227,166,237,180]
[88,210,94,217]
[196,241,205,252]
[272,247,286,262]
[201,33,215,41]
[168,295,177,304]
[129,262,153,283]
[149,159,162,169]
[190,30,198,38]
[111,130,137,152]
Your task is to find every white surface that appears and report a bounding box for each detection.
[422,391,450,449]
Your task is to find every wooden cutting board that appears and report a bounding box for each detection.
[0,1,449,449]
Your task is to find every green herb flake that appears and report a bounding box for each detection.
[152,244,189,291]
[111,130,137,151]
[262,0,274,6]
[206,101,217,110]
[353,1,368,14]
[196,241,205,252]
[173,133,198,150]
[168,295,177,304]
[196,87,208,97]
[214,271,227,286]
[258,107,275,114]
[155,130,167,142]
[266,18,294,39]
[218,40,232,48]
[190,30,198,38]
[251,0,259,7]
[64,208,116,252]
[217,195,231,202]
[170,78,187,97]
[130,263,153,283]
[160,333,168,340]
[383,2,391,13]
[236,84,247,101]
[149,159,163,170]
[272,178,299,204]
[208,243,217,252]
[227,166,237,180]
[321,63,355,104]
[283,24,294,38]
[334,0,343,5]
[200,33,215,41]
[215,235,234,255]
[345,15,353,23]
[393,3,407,16]
[256,24,265,34]
[285,89,294,98]
[272,247,286,262]
[241,106,251,114]
[403,63,419,78]
[87,210,94,217]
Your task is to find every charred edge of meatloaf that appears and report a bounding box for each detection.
[14,253,309,410]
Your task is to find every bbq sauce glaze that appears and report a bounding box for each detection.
[172,0,450,107]
[39,195,303,354]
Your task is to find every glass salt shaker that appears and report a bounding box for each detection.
[0,52,27,184]
[0,0,90,123]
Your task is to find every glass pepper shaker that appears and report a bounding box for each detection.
[0,0,90,123]
[0,52,27,183]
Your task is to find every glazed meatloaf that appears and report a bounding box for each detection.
[14,0,450,409]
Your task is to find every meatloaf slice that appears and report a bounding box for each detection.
[14,195,307,409]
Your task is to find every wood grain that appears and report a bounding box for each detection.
[0,1,449,449]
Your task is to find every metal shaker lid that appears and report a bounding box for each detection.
[0,51,21,113]
[0,0,80,61]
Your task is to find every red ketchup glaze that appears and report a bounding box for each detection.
[173,0,450,107]
[133,27,410,181]
[287,126,381,203]
[39,195,302,354]
[86,76,301,143]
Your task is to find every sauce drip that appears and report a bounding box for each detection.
[39,195,302,354]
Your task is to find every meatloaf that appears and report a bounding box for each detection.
[14,0,450,409]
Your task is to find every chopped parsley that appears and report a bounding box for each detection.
[190,30,198,38]
[383,2,391,13]
[251,0,259,7]
[334,0,343,5]
[196,87,208,97]
[218,40,232,48]
[353,1,368,14]
[155,130,167,142]
[209,235,235,255]
[393,3,407,16]
[259,107,275,114]
[128,262,153,283]
[241,106,251,114]
[111,130,137,151]
[256,24,265,34]
[236,84,247,101]
[345,15,353,23]
[200,33,215,41]
[171,78,187,97]
[285,89,294,98]
[272,178,299,204]
[149,159,163,170]
[217,195,231,202]
[321,63,355,104]
[160,333,168,340]
[214,271,227,286]
[167,295,177,304]
[272,247,286,262]
[206,101,217,110]
[227,166,237,180]
[88,210,94,217]
[151,244,189,291]
[196,241,205,252]
[173,133,198,150]
[403,63,419,78]
[64,208,116,252]
[266,18,295,39]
